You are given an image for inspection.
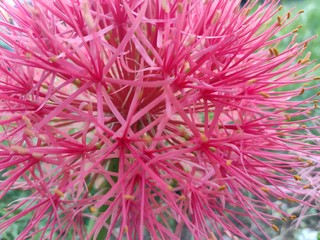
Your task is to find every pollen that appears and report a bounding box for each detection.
[73,79,81,87]
[286,12,291,19]
[290,215,297,220]
[209,232,218,240]
[294,175,302,181]
[218,185,226,191]
[292,25,302,33]
[211,10,221,24]
[25,52,32,59]
[142,134,152,145]
[247,79,257,84]
[55,189,64,198]
[178,195,187,201]
[95,142,102,150]
[269,48,279,56]
[272,224,280,232]
[89,206,97,213]
[177,3,183,14]
[298,88,305,95]
[10,145,29,154]
[303,184,311,189]
[312,65,320,72]
[124,195,135,200]
[299,51,311,64]
[260,187,269,193]
[226,160,233,166]
[299,10,304,14]
[277,16,282,26]
[32,152,44,159]
[161,0,170,13]
[24,128,35,137]
[200,133,208,143]
[22,115,32,129]
[209,147,216,152]
[259,92,270,98]
[285,114,291,121]
[281,217,287,222]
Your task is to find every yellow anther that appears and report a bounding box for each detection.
[161,0,170,13]
[55,189,64,198]
[209,147,216,152]
[22,115,32,129]
[73,79,81,86]
[142,134,152,145]
[95,142,102,150]
[49,56,58,62]
[25,52,32,59]
[218,185,226,191]
[41,83,49,89]
[303,184,311,189]
[301,125,306,129]
[211,10,221,24]
[272,224,280,232]
[247,79,257,84]
[259,92,270,98]
[272,48,279,56]
[298,88,305,95]
[104,33,111,41]
[287,12,291,19]
[278,5,283,11]
[269,48,274,55]
[312,64,320,71]
[298,10,304,14]
[89,206,97,213]
[124,225,129,233]
[277,16,282,26]
[287,197,298,203]
[299,52,311,64]
[24,128,35,137]
[178,195,187,201]
[313,76,320,80]
[124,195,135,200]
[294,175,302,181]
[226,160,233,166]
[183,61,191,73]
[200,133,208,143]
[285,114,291,121]
[292,25,302,33]
[260,187,269,193]
[281,217,287,222]
[306,160,314,167]
[209,232,218,240]
[10,145,29,154]
[32,152,44,159]
[138,90,144,100]
[177,3,183,14]
[167,185,174,191]
[290,215,297,220]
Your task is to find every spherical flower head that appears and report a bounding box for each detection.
[0,0,319,239]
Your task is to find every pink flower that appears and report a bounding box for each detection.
[0,0,319,239]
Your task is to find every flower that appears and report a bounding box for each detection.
[0,0,319,239]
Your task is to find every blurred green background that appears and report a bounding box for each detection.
[0,0,319,239]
